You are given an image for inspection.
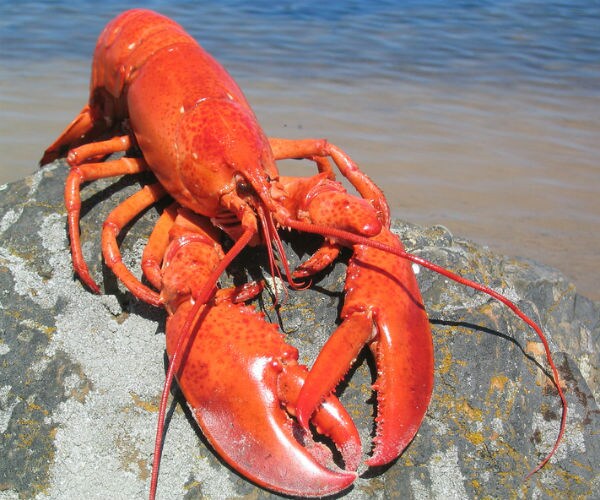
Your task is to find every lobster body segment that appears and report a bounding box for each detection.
[40,7,567,499]
[127,40,275,218]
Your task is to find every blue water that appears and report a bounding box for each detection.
[1,0,599,299]
[2,0,599,90]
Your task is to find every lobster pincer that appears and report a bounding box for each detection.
[150,204,362,496]
[279,174,434,467]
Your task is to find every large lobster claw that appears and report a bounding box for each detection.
[165,301,359,496]
[280,175,435,466]
[296,228,434,465]
[158,209,360,497]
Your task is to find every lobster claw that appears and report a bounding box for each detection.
[165,300,360,497]
[295,228,434,466]
[281,175,434,467]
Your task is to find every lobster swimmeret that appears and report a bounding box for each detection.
[41,8,567,498]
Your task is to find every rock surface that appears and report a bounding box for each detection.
[0,162,598,499]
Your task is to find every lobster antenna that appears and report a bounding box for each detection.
[257,207,310,302]
[149,228,255,500]
[257,208,286,305]
[284,218,567,476]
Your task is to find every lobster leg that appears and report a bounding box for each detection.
[141,203,179,290]
[59,130,145,294]
[65,134,133,167]
[101,183,168,306]
[270,138,336,180]
[293,240,341,279]
[270,137,390,225]
[65,155,148,293]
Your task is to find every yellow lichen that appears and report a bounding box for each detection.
[115,434,151,481]
[466,431,485,446]
[438,351,454,375]
[129,391,160,413]
[489,375,509,392]
[458,400,483,422]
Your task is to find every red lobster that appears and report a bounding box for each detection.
[41,8,566,498]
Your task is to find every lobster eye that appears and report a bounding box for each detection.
[236,178,252,195]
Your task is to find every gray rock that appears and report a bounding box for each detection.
[0,162,598,499]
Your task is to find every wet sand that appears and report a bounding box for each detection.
[1,59,599,301]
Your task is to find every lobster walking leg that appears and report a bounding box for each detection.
[66,155,148,292]
[101,183,167,306]
[141,203,179,290]
[270,137,391,224]
[61,132,143,286]
[66,135,133,166]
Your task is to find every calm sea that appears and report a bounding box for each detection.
[1,0,599,300]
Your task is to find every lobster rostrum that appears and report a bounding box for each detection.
[41,8,567,498]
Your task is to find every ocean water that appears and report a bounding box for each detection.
[1,0,599,300]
